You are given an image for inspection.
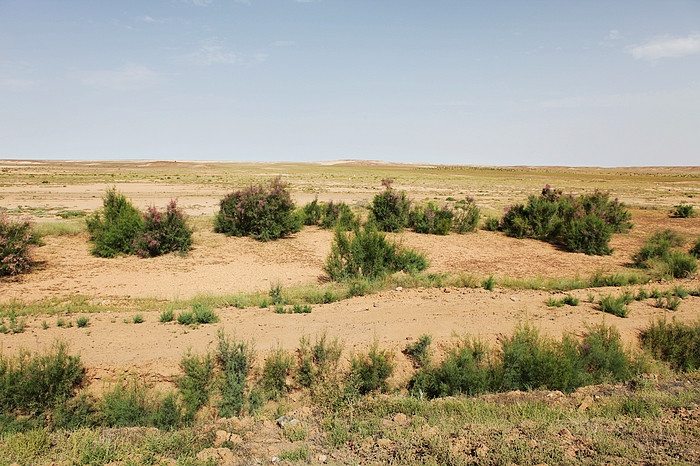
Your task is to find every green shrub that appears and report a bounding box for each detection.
[546,295,579,307]
[639,318,700,371]
[76,316,89,328]
[403,334,432,368]
[86,187,144,257]
[664,250,697,279]
[672,203,695,218]
[482,275,495,291]
[176,311,194,325]
[99,378,155,427]
[0,213,41,277]
[321,201,358,230]
[409,337,492,398]
[192,303,218,324]
[369,179,411,232]
[325,223,428,281]
[261,347,294,399]
[690,236,700,258]
[159,308,174,323]
[269,282,285,305]
[132,314,144,324]
[178,352,214,422]
[295,334,343,389]
[501,186,630,255]
[632,229,685,267]
[133,200,193,257]
[482,217,500,232]
[410,323,635,399]
[301,198,322,226]
[349,342,394,394]
[216,330,255,417]
[214,177,300,241]
[409,202,453,235]
[0,342,85,416]
[452,197,481,233]
[598,294,629,318]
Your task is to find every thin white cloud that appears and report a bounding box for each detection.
[627,33,700,61]
[0,77,37,92]
[184,0,214,6]
[189,40,238,65]
[75,63,160,91]
[136,15,169,24]
[608,30,620,40]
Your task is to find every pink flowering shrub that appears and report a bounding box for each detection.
[134,200,193,258]
[0,212,41,277]
[214,177,300,241]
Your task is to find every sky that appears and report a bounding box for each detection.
[1,1,699,166]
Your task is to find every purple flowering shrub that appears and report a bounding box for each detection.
[0,213,41,277]
[134,200,193,258]
[214,177,301,241]
[369,179,411,232]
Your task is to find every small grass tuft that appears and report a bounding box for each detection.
[598,294,629,318]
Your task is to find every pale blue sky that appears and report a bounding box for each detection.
[1,0,699,166]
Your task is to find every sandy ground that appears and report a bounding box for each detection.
[1,161,699,388]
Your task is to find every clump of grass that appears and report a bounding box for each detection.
[598,294,631,317]
[482,275,495,291]
[159,308,174,323]
[0,311,25,334]
[655,293,681,311]
[274,304,312,314]
[546,295,579,307]
[269,282,285,306]
[635,288,649,301]
[690,236,700,259]
[176,311,194,325]
[76,316,89,328]
[639,318,700,371]
[132,314,144,324]
[192,303,218,324]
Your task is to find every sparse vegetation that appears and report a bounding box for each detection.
[632,230,697,278]
[546,294,579,307]
[214,177,300,241]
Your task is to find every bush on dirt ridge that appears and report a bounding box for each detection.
[408,202,454,235]
[215,177,300,241]
[639,318,700,372]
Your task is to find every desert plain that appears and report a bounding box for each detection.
[1,160,699,388]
